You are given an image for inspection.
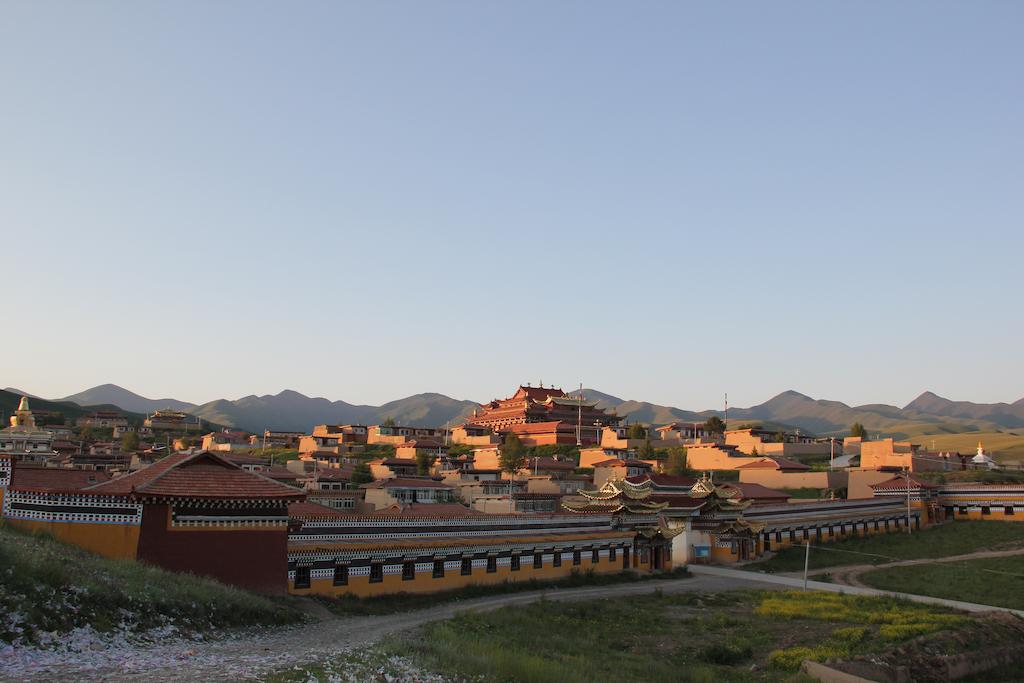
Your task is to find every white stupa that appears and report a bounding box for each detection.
[971,442,998,471]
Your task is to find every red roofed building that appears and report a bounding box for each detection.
[1,451,304,593]
[468,385,621,445]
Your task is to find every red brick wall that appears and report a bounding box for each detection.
[136,503,290,594]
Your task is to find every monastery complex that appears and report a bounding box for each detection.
[1,386,1022,597]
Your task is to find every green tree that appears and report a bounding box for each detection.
[121,431,140,452]
[639,437,655,459]
[665,447,691,477]
[849,422,867,440]
[499,433,527,476]
[627,423,647,440]
[79,426,95,443]
[40,411,65,426]
[416,450,437,476]
[382,417,396,427]
[774,430,786,443]
[704,416,726,435]
[350,461,374,486]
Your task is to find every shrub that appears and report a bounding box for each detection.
[701,641,752,665]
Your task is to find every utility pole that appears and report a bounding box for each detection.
[802,540,811,590]
[903,466,912,534]
[576,382,583,446]
[829,437,835,471]
[724,393,728,431]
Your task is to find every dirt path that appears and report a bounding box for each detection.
[815,547,1024,588]
[2,573,776,683]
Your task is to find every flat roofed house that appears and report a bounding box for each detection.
[394,439,448,461]
[361,477,458,511]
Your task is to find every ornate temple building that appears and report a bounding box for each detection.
[468,385,621,446]
[0,396,54,461]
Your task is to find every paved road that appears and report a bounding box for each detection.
[689,564,1024,617]
[2,573,781,683]
[804,547,1024,589]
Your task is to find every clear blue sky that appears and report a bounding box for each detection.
[2,2,1021,409]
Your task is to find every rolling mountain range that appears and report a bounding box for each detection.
[5,384,1023,439]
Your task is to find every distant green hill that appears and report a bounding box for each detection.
[0,389,145,424]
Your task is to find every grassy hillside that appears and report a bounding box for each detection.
[744,521,1024,573]
[0,524,302,648]
[0,389,145,424]
[901,430,1024,463]
[862,555,1024,610]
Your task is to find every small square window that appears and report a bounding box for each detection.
[553,552,562,568]
[591,548,599,563]
[609,546,617,562]
[461,558,472,576]
[486,556,497,573]
[572,550,581,566]
[433,560,445,579]
[511,554,520,571]
[294,566,311,589]
[370,562,383,583]
[403,562,415,581]
[1006,507,1015,516]
[533,553,543,569]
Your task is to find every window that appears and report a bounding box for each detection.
[775,531,782,543]
[816,527,823,540]
[622,546,630,569]
[402,561,415,581]
[333,564,348,586]
[874,521,880,531]
[591,548,599,563]
[1006,507,1015,516]
[789,530,796,542]
[461,558,472,576]
[486,555,497,573]
[433,560,445,579]
[982,506,991,516]
[609,546,617,562]
[533,552,543,569]
[294,566,311,589]
[959,506,967,515]
[802,529,809,541]
[370,562,383,583]
[511,554,520,571]
[553,551,562,567]
[573,550,581,566]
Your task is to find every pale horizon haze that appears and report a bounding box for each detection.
[1,2,1021,410]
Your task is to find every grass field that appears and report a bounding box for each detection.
[862,555,1024,610]
[0,524,303,647]
[379,590,973,682]
[744,521,1024,573]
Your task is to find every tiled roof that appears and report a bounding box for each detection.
[625,474,697,488]
[372,503,481,518]
[871,475,940,491]
[288,501,354,520]
[734,482,790,500]
[527,457,575,470]
[10,467,112,492]
[86,451,305,500]
[647,493,704,509]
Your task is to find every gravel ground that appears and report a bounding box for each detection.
[0,574,773,682]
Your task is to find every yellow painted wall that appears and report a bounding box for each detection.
[4,518,140,559]
[290,551,630,598]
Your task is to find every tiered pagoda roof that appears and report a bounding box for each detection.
[562,479,669,515]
